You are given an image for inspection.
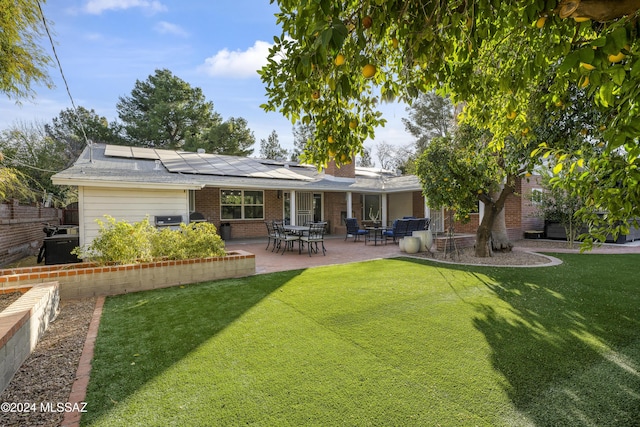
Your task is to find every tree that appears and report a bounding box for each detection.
[259,130,288,160]
[357,146,374,167]
[187,117,255,156]
[117,69,221,149]
[402,91,454,153]
[0,0,52,99]
[46,107,124,167]
[291,121,315,162]
[375,141,399,171]
[416,125,521,256]
[0,120,70,203]
[261,0,640,245]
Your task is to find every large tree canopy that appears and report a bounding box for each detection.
[117,69,221,149]
[261,0,640,238]
[0,0,52,99]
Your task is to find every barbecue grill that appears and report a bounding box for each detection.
[154,215,182,229]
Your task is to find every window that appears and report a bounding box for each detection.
[221,189,264,219]
[363,194,381,222]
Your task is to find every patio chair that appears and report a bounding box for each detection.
[274,222,301,254]
[385,218,409,243]
[344,218,369,242]
[300,222,326,256]
[265,221,277,250]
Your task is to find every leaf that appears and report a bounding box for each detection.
[578,47,594,63]
[559,51,580,73]
[577,158,584,168]
[553,163,563,174]
[610,67,626,86]
[610,27,627,50]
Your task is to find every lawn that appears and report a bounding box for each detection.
[82,254,640,426]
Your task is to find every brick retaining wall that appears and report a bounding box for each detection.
[0,251,255,300]
[0,282,60,394]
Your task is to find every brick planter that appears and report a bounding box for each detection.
[0,282,59,394]
[0,251,255,300]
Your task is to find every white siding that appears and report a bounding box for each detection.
[78,187,189,246]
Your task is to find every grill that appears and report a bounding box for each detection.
[154,215,183,229]
[189,212,206,223]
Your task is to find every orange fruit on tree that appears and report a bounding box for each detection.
[535,16,546,28]
[328,135,335,143]
[362,15,372,29]
[349,120,357,130]
[608,52,626,63]
[507,111,517,120]
[392,37,399,49]
[311,90,320,100]
[362,64,376,79]
[334,54,345,66]
[580,62,595,70]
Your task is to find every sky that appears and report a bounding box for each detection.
[0,0,415,156]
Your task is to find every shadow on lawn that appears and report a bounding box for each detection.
[414,254,640,426]
[83,269,302,425]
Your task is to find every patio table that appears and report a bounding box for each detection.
[365,226,387,246]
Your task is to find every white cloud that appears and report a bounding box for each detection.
[198,40,272,79]
[154,21,188,37]
[83,0,167,15]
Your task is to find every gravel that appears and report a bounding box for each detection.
[0,298,96,427]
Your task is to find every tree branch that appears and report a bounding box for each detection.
[557,0,640,22]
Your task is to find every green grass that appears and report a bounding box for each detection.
[82,254,640,426]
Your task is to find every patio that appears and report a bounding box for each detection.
[225,235,404,274]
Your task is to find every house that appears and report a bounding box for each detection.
[51,143,542,247]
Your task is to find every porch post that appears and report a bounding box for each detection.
[290,190,297,225]
[381,193,388,226]
[346,192,353,218]
[424,196,430,218]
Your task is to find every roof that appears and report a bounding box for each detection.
[51,144,422,194]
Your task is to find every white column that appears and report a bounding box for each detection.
[381,193,388,226]
[290,190,296,225]
[424,196,430,218]
[346,192,353,218]
[478,200,484,223]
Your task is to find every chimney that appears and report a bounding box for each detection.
[324,156,355,180]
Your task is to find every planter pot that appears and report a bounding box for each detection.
[403,237,421,254]
[399,237,406,252]
[412,230,433,252]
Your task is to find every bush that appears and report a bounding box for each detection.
[74,216,226,265]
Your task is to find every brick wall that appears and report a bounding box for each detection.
[519,175,545,232]
[0,251,255,299]
[0,202,61,267]
[194,188,280,239]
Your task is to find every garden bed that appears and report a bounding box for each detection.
[0,251,255,300]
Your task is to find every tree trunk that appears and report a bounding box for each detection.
[474,181,516,257]
[475,206,494,257]
[491,203,513,252]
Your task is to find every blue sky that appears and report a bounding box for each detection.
[0,0,414,155]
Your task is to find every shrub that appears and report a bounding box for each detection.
[74,216,226,265]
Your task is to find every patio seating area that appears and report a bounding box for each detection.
[265,221,328,256]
